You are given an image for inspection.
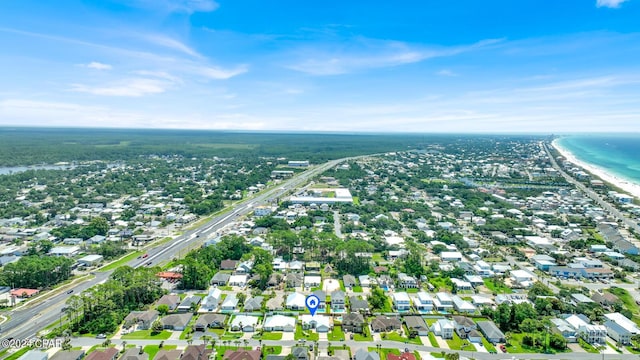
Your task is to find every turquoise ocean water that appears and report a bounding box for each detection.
[557,135,640,186]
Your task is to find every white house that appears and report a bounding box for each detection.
[304,275,322,288]
[431,318,454,339]
[510,270,535,287]
[263,315,296,332]
[413,292,433,312]
[230,315,259,332]
[286,292,306,310]
[392,292,411,312]
[228,274,248,287]
[441,252,463,262]
[434,292,454,312]
[300,314,331,332]
[49,246,80,257]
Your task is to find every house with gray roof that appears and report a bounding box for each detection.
[195,314,226,331]
[161,313,193,331]
[477,320,506,344]
[243,296,263,312]
[211,272,230,286]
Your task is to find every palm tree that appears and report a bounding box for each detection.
[234,340,241,349]
[121,341,127,353]
[187,339,193,346]
[243,339,249,349]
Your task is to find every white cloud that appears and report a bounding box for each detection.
[85,61,112,70]
[194,65,249,80]
[71,78,172,97]
[287,38,502,75]
[119,0,218,14]
[137,34,202,58]
[596,0,628,8]
[436,69,458,77]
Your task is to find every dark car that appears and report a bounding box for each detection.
[67,289,74,294]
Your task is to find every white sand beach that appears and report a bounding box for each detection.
[552,138,640,199]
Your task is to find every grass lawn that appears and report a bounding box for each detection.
[578,339,599,353]
[608,287,640,322]
[430,352,445,358]
[100,250,142,271]
[339,280,346,291]
[372,253,385,262]
[328,326,345,341]
[262,346,282,355]
[429,277,452,292]
[352,286,363,293]
[295,324,319,341]
[144,345,177,359]
[217,286,233,291]
[446,333,475,351]
[483,278,513,294]
[367,347,400,359]
[428,333,439,347]
[122,330,172,340]
[506,333,543,354]
[481,338,497,353]
[4,347,32,360]
[384,331,422,345]
[406,288,419,293]
[260,332,283,340]
[353,325,373,341]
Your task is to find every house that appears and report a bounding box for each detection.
[124,310,159,330]
[591,292,620,308]
[120,348,149,360]
[531,254,557,271]
[178,296,202,312]
[201,288,223,311]
[441,252,463,262]
[161,313,193,331]
[229,315,259,332]
[433,292,454,312]
[370,316,402,333]
[510,270,535,287]
[349,296,369,313]
[300,314,331,332]
[397,273,418,288]
[413,292,433,312]
[578,324,607,344]
[236,261,254,274]
[358,275,374,288]
[342,313,365,333]
[313,290,327,310]
[195,314,226,331]
[156,294,181,311]
[77,254,104,267]
[221,293,239,311]
[211,272,231,286]
[331,290,346,311]
[452,296,476,314]
[304,275,322,288]
[85,348,118,360]
[354,349,379,360]
[229,274,249,287]
[223,350,261,360]
[286,273,303,288]
[430,319,454,339]
[476,320,506,345]
[603,312,639,345]
[244,296,264,312]
[450,278,472,291]
[182,345,212,360]
[318,350,350,360]
[286,292,306,310]
[17,350,48,360]
[343,275,357,289]
[452,316,477,339]
[290,348,309,360]
[50,351,84,360]
[49,246,80,257]
[392,292,411,311]
[220,260,238,270]
[263,315,296,332]
[550,318,577,343]
[154,350,182,360]
[404,315,429,336]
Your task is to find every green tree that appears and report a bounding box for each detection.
[157,304,169,315]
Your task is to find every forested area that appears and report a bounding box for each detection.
[0,256,74,289]
[64,266,164,334]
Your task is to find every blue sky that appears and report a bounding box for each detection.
[1,0,639,133]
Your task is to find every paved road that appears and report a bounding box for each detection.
[545,142,640,234]
[0,156,361,344]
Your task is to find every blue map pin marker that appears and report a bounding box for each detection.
[306,294,320,316]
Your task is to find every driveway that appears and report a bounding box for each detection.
[435,336,450,349]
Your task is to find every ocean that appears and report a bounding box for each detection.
[557,135,640,186]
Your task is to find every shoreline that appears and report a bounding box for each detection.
[551,138,640,199]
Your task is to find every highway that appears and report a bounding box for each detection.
[0,156,353,344]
